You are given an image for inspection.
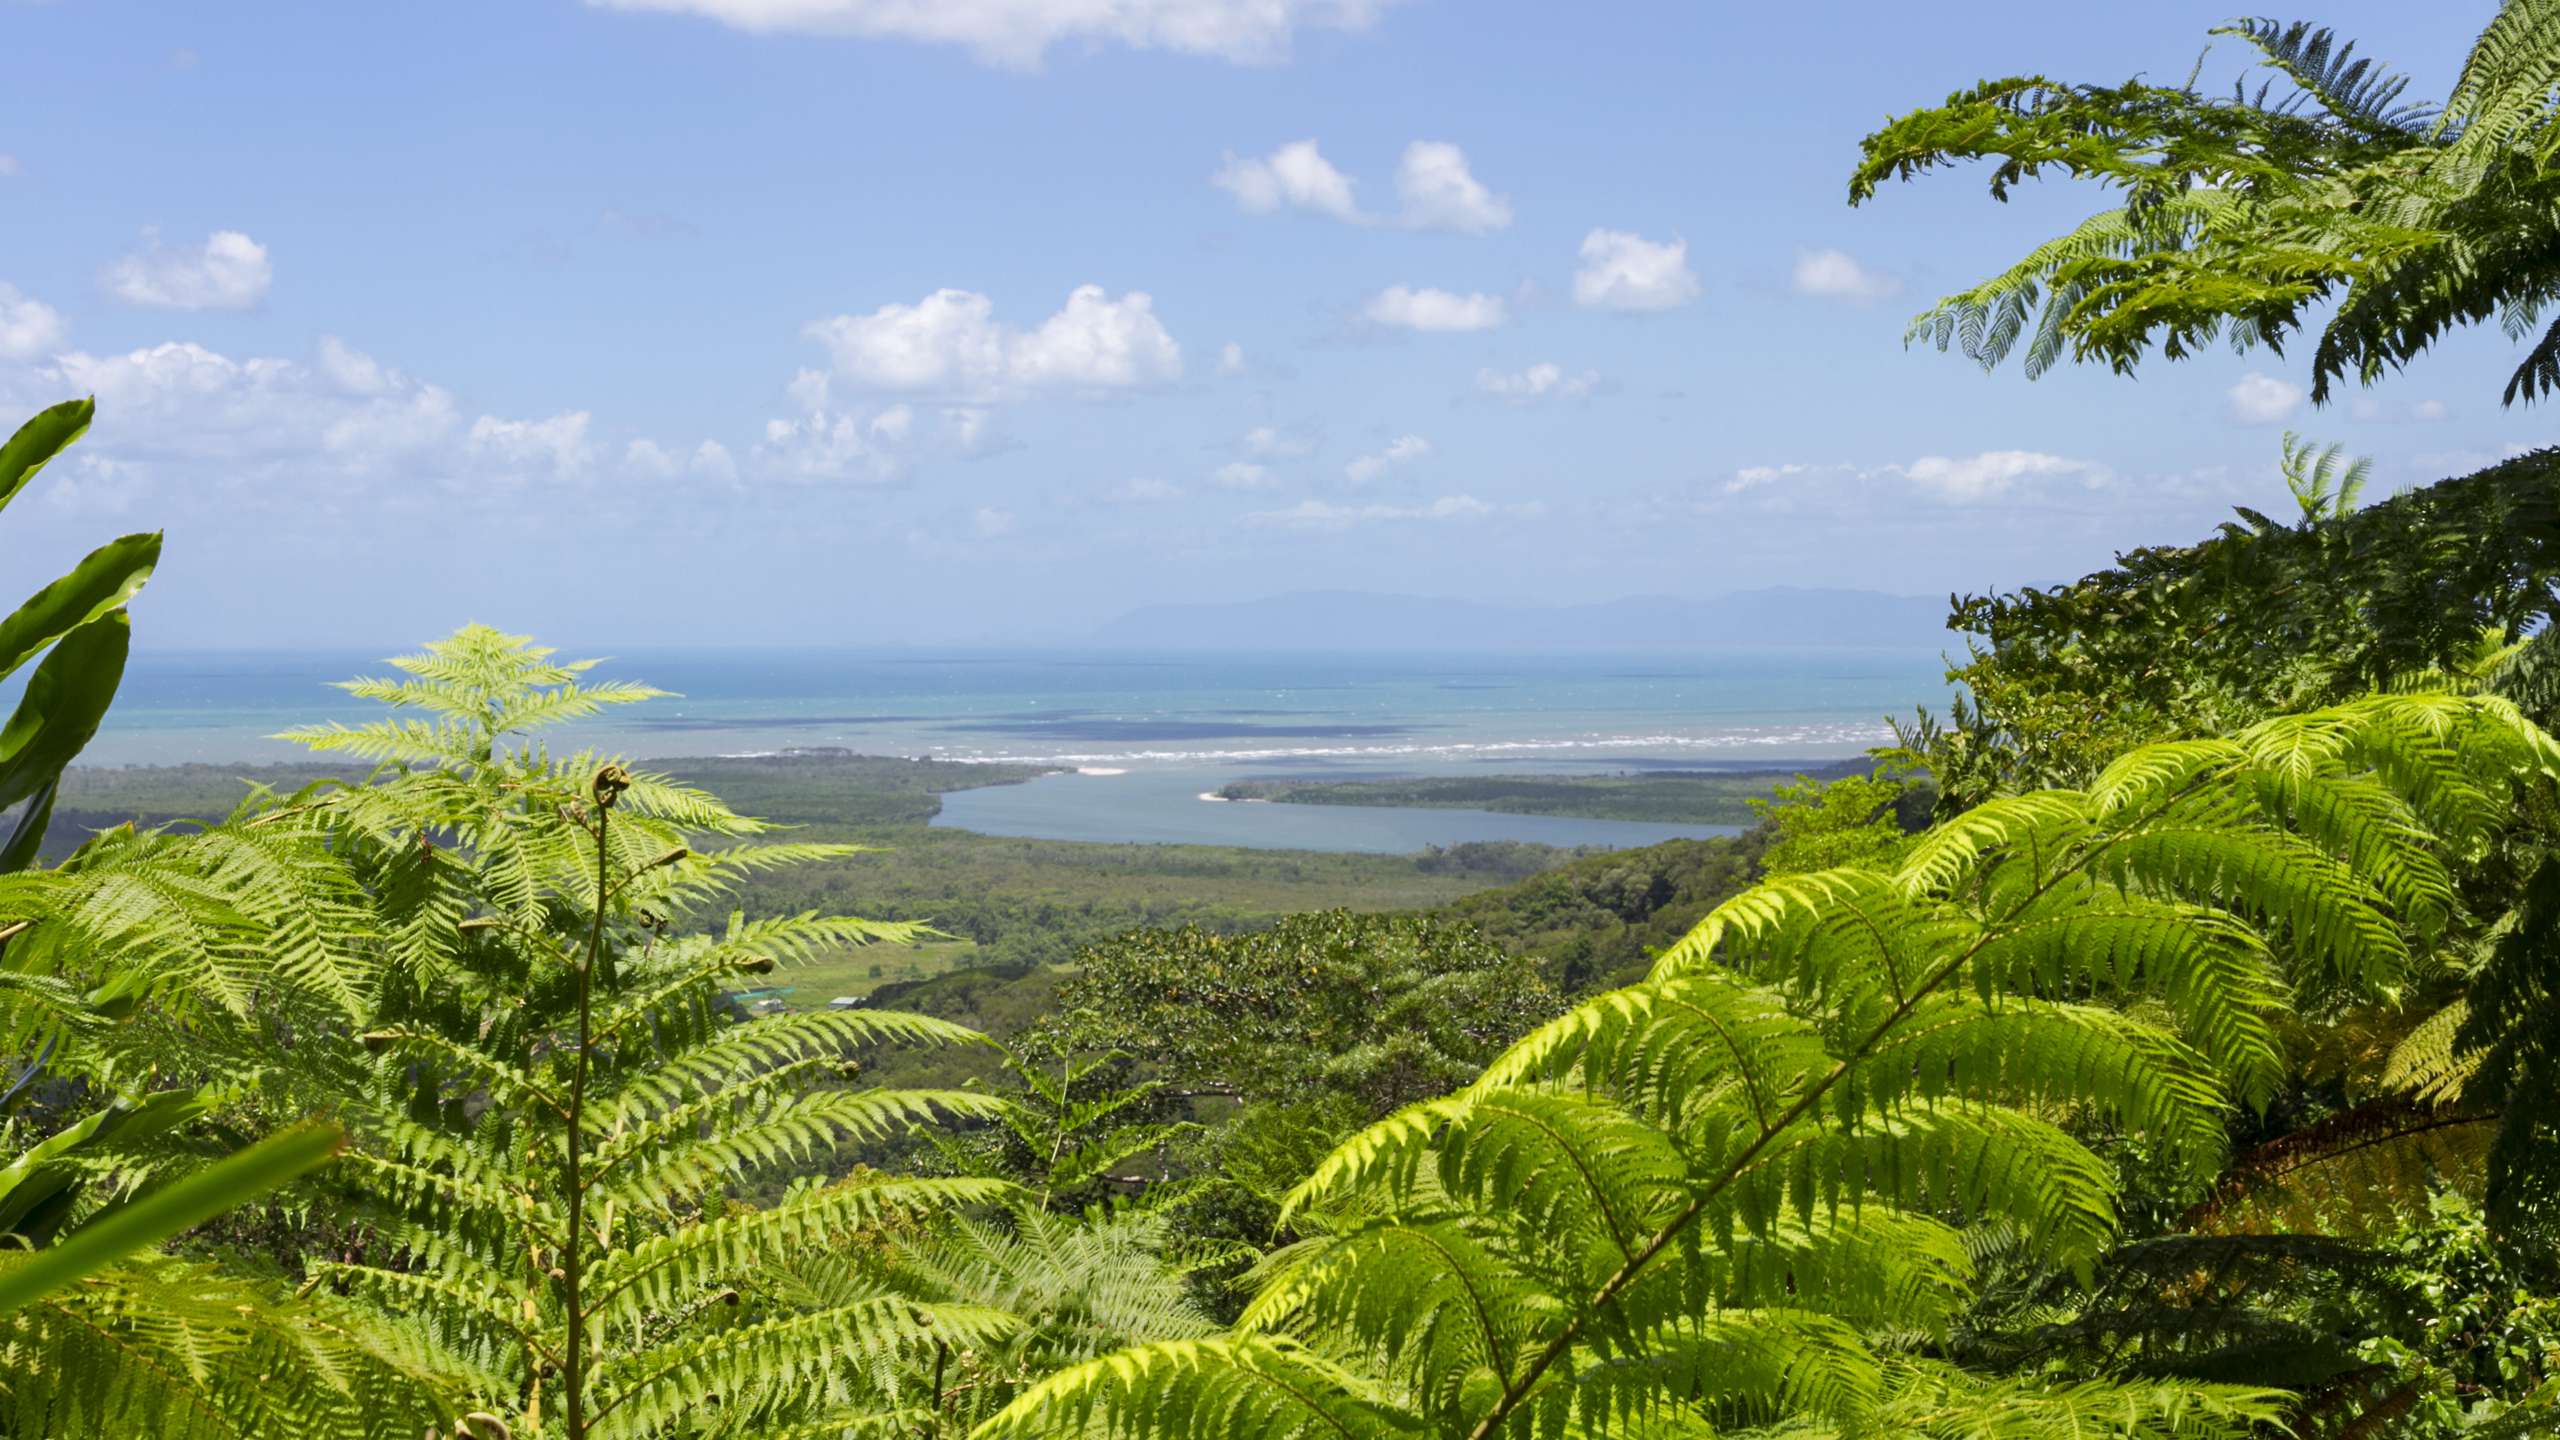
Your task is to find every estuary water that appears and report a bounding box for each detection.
[79,646,1947,852]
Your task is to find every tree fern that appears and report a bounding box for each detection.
[1851,5,2560,408]
[229,629,1020,1440]
[977,694,2549,1440]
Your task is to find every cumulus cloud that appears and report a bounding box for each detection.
[1365,285,1506,332]
[2413,398,2449,421]
[625,437,740,483]
[38,339,460,481]
[0,284,66,361]
[1218,341,1247,376]
[101,229,273,310]
[585,0,1402,67]
[2227,372,2305,425]
[1217,138,1509,232]
[1791,247,1899,301]
[1212,460,1277,490]
[1394,141,1509,232]
[805,285,1181,399]
[1892,450,2106,504]
[754,396,915,485]
[1477,362,1597,403]
[467,411,595,481]
[971,505,1018,538]
[1213,140,1362,222]
[1248,493,1522,528]
[1344,433,1429,484]
[1573,229,1699,312]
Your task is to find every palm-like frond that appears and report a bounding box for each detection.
[975,695,2538,1440]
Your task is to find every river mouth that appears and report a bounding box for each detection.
[930,764,1752,854]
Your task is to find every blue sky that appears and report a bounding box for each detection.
[0,0,2542,647]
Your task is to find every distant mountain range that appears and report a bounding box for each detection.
[1090,588,1952,651]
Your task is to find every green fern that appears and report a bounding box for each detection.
[222,629,1019,1439]
[1851,5,2560,408]
[975,694,2551,1440]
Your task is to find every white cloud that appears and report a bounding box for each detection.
[1212,460,1277,490]
[1007,286,1185,387]
[805,285,1180,398]
[0,284,66,361]
[1477,362,1596,403]
[2227,372,2305,425]
[755,403,913,484]
[1394,141,1509,233]
[0,154,17,178]
[40,339,459,480]
[1213,139,1362,222]
[625,437,739,483]
[1573,229,1699,312]
[1218,138,1509,232]
[1791,247,1899,301]
[467,411,595,480]
[101,229,273,310]
[1218,341,1247,376]
[1248,493,1521,528]
[1894,450,2105,504]
[1109,476,1183,503]
[1724,462,1814,495]
[1365,285,1507,332]
[2413,398,2449,422]
[1344,433,1429,484]
[585,0,1403,68]
[972,505,1018,538]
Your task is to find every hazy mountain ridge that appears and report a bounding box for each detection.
[1092,588,1952,651]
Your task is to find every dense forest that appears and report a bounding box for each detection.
[10,8,2560,1438]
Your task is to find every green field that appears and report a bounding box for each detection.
[1211,762,1868,823]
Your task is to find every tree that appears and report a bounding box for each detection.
[1851,9,2560,406]
[257,627,1021,1440]
[1051,911,1560,1117]
[982,695,2553,1440]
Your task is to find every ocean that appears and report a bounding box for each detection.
[79,646,1950,852]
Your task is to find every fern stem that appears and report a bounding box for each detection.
[562,774,619,1440]
[1460,774,2213,1440]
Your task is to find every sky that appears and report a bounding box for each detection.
[0,0,2546,648]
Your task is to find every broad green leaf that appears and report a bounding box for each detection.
[0,610,130,813]
[0,1089,214,1243]
[0,777,54,874]
[0,398,93,516]
[0,531,159,684]
[0,1120,342,1317]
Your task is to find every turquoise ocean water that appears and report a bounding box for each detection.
[81,647,1949,852]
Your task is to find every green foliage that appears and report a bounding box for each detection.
[2280,433,2373,526]
[235,627,1015,1439]
[981,694,2548,1440]
[1747,769,1916,877]
[1850,7,2560,407]
[1899,447,2560,809]
[1214,768,1840,825]
[1052,910,1562,1117]
[2353,1191,2560,1435]
[0,400,160,870]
